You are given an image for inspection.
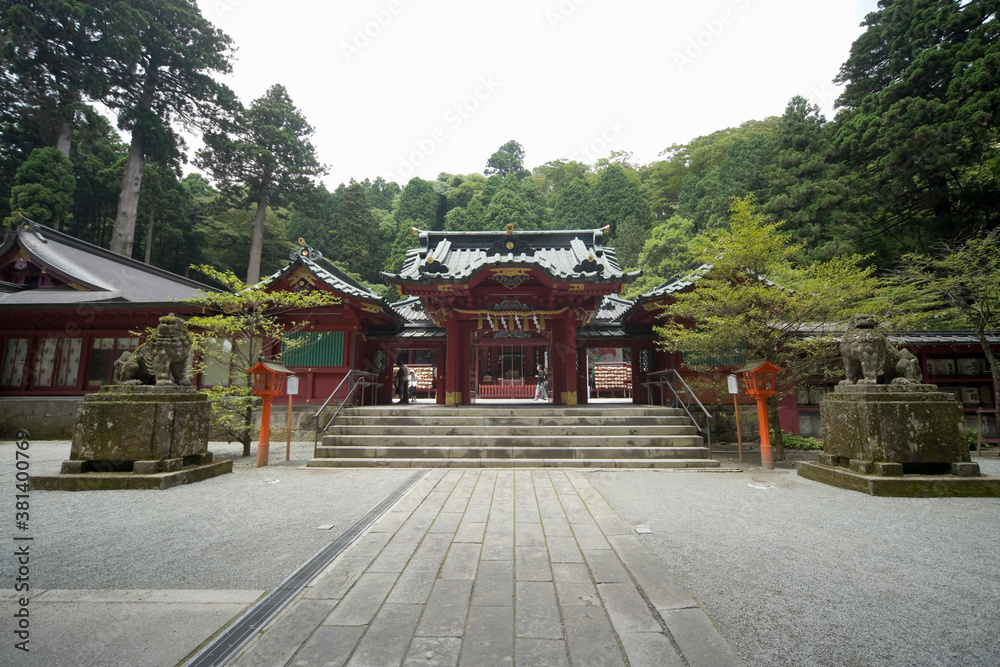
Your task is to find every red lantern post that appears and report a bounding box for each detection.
[245,360,293,467]
[735,360,784,471]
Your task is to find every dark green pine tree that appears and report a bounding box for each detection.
[553,179,597,228]
[484,140,528,179]
[593,163,652,236]
[1,0,107,157]
[331,181,381,283]
[197,84,324,284]
[103,0,236,257]
[761,96,863,263]
[394,177,441,230]
[7,146,75,228]
[832,0,1000,251]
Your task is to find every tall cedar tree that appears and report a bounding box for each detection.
[103,0,234,256]
[833,0,1000,250]
[7,146,75,228]
[197,84,324,284]
[593,163,651,237]
[553,179,597,229]
[484,140,527,179]
[331,182,381,283]
[1,0,106,157]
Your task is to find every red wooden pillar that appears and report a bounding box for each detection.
[576,345,590,405]
[552,316,578,405]
[443,315,464,405]
[630,345,643,404]
[435,342,447,405]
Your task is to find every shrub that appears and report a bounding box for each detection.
[781,433,824,450]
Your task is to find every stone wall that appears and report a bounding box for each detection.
[0,397,83,440]
[250,406,321,441]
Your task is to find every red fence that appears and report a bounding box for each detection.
[479,382,538,399]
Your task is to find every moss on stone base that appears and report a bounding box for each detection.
[31,459,233,491]
[797,461,1000,497]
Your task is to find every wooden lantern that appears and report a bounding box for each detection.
[736,360,785,470]
[245,360,294,467]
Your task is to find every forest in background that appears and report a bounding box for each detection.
[1,0,998,303]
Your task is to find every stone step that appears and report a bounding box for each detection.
[333,415,693,427]
[314,445,711,459]
[337,406,688,418]
[304,458,721,469]
[323,424,699,437]
[311,404,714,468]
[320,434,705,449]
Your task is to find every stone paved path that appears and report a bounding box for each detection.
[228,469,742,667]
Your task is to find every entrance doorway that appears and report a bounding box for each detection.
[587,347,633,399]
[471,331,551,401]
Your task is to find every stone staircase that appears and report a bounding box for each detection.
[306,404,719,468]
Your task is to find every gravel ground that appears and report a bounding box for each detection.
[588,455,1000,667]
[5,438,999,667]
[0,440,417,590]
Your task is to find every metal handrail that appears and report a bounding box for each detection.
[643,370,672,406]
[645,369,712,456]
[313,370,382,451]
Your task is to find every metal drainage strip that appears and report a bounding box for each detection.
[183,470,427,667]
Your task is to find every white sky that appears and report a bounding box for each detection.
[197,0,880,188]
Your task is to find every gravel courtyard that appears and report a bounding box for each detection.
[3,440,998,666]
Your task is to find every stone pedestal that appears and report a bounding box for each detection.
[797,384,1000,497]
[32,385,232,491]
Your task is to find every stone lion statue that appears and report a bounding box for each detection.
[114,314,193,386]
[839,314,921,386]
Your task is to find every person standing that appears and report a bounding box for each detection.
[534,364,548,401]
[396,364,409,404]
[408,367,417,402]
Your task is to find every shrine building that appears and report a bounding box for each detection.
[1,219,997,444]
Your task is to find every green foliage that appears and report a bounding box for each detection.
[624,215,696,299]
[484,140,527,179]
[100,0,236,254]
[197,83,323,283]
[532,160,592,198]
[184,264,342,454]
[611,215,645,270]
[195,205,292,281]
[890,228,1000,406]
[593,163,651,236]
[781,434,823,450]
[200,384,258,448]
[890,228,1000,331]
[833,0,1000,250]
[0,0,106,153]
[395,177,440,229]
[485,187,530,230]
[654,197,881,388]
[7,146,75,228]
[330,182,382,282]
[553,179,596,228]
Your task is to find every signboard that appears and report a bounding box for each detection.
[286,375,300,396]
[726,374,739,395]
